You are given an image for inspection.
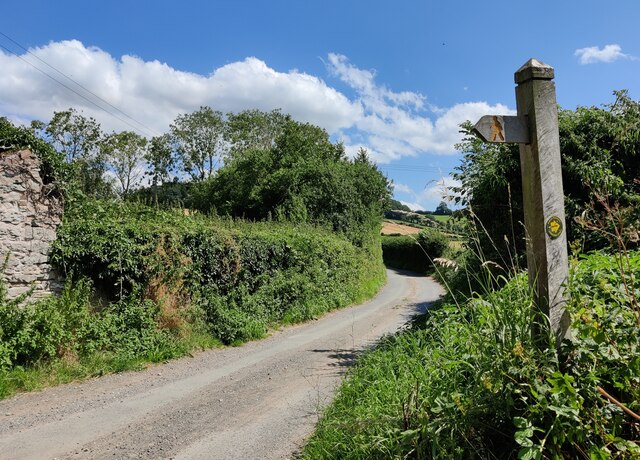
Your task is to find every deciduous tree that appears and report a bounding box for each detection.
[102,131,147,195]
[44,108,110,195]
[226,109,288,159]
[170,106,226,181]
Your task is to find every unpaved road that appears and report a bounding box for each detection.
[0,269,443,459]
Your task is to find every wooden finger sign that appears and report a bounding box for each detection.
[473,58,570,351]
[473,115,530,144]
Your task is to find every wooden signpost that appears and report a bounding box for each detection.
[473,59,571,349]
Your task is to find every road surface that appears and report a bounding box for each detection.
[0,269,443,459]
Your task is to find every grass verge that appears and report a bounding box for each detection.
[302,251,640,459]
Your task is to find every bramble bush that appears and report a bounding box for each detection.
[51,198,385,345]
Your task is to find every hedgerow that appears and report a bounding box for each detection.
[381,230,448,273]
[0,197,384,398]
[51,198,384,345]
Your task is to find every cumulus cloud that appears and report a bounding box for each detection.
[0,40,360,136]
[400,201,425,212]
[0,40,512,163]
[392,183,413,194]
[575,44,635,64]
[325,53,513,162]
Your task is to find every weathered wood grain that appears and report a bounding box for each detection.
[473,115,530,144]
[514,59,570,348]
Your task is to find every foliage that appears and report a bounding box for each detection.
[1,107,390,398]
[381,230,448,273]
[386,198,412,212]
[1,194,385,397]
[303,250,640,459]
[41,108,112,197]
[198,120,391,246]
[128,180,195,208]
[170,106,226,181]
[433,200,453,216]
[44,108,102,162]
[145,133,175,186]
[102,130,147,195]
[452,121,524,270]
[0,116,68,188]
[452,91,640,273]
[52,198,385,345]
[226,109,288,159]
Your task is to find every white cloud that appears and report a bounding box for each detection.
[400,201,425,212]
[325,53,512,162]
[421,176,461,204]
[0,40,360,136]
[0,40,513,164]
[392,183,413,194]
[575,44,635,64]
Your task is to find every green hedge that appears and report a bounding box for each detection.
[52,199,385,345]
[381,230,448,272]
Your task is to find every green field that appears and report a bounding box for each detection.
[427,213,450,222]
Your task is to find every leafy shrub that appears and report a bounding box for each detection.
[52,198,385,345]
[0,117,69,187]
[78,293,179,360]
[0,278,92,369]
[0,271,181,371]
[381,229,448,272]
[452,91,640,274]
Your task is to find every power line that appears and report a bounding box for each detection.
[0,32,159,138]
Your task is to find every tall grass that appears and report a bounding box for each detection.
[302,251,640,459]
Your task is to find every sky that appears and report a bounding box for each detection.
[1,1,638,211]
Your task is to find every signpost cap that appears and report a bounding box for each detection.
[514,58,554,84]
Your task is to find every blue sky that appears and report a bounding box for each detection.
[1,1,638,210]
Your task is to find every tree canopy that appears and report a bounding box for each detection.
[195,119,390,245]
[452,90,640,269]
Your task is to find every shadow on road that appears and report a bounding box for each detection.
[310,349,360,369]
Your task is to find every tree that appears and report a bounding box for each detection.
[386,199,412,212]
[102,131,147,195]
[145,134,175,186]
[226,109,288,159]
[199,120,390,245]
[434,201,452,216]
[45,108,102,163]
[170,106,226,181]
[44,108,110,196]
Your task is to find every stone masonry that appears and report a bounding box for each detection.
[0,149,63,299]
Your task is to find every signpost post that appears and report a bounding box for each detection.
[473,59,570,349]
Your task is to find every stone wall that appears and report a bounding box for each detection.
[0,149,63,299]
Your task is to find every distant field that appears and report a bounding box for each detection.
[428,214,451,222]
[381,221,421,235]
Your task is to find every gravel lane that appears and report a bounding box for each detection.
[0,269,443,459]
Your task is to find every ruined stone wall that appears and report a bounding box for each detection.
[0,149,63,298]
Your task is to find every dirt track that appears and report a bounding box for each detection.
[0,269,443,459]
